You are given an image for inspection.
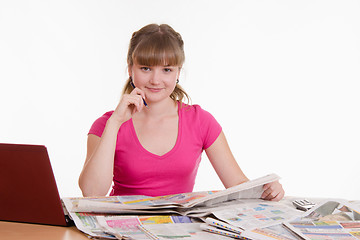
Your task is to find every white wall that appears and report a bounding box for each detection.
[1,0,359,200]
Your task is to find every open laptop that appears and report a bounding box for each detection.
[0,143,72,226]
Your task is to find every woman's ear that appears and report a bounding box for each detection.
[127,65,133,77]
[177,66,182,79]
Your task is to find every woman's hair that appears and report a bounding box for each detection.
[122,24,190,104]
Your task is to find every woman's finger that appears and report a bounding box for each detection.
[261,181,284,201]
[130,87,147,102]
[112,93,145,123]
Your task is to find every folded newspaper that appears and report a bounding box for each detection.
[282,199,360,240]
[63,173,280,214]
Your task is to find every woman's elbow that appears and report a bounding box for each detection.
[78,178,107,197]
[79,184,108,197]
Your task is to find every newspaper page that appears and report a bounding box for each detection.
[64,192,219,213]
[64,197,183,215]
[183,173,280,208]
[139,222,230,240]
[212,199,301,230]
[64,195,181,212]
[96,215,192,240]
[63,198,186,239]
[65,208,194,240]
[68,212,117,239]
[181,199,254,218]
[245,223,303,240]
[63,173,280,214]
[283,199,360,240]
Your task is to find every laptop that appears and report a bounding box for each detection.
[0,143,72,226]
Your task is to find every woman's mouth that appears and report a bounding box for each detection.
[147,87,163,93]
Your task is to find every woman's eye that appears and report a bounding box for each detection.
[141,67,150,71]
[163,68,172,72]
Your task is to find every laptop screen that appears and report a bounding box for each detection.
[0,143,70,226]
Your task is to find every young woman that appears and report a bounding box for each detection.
[79,24,284,201]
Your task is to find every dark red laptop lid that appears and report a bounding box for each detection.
[0,143,69,226]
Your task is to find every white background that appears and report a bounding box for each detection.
[1,0,359,200]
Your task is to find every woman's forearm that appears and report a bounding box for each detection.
[79,117,123,196]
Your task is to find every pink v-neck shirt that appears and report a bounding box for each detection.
[88,102,222,197]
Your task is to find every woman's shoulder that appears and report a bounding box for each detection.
[179,101,203,112]
[91,110,115,124]
[88,111,115,136]
[92,110,115,124]
[178,101,222,147]
[99,110,115,120]
[179,102,210,114]
[179,102,216,121]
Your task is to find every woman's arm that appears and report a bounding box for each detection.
[205,131,249,188]
[79,88,146,197]
[78,118,122,197]
[205,131,284,201]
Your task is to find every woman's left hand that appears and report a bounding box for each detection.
[261,180,285,201]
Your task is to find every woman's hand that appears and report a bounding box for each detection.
[111,87,146,124]
[261,180,285,201]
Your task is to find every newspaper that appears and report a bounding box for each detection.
[283,199,360,240]
[205,199,360,240]
[138,222,230,240]
[62,173,280,239]
[97,215,193,240]
[180,199,260,218]
[68,212,117,239]
[196,199,303,240]
[63,173,280,214]
[212,199,301,230]
[64,199,275,239]
[244,223,302,240]
[68,213,194,239]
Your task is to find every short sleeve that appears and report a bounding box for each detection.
[88,111,114,137]
[196,106,222,149]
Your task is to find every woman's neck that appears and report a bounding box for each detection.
[136,98,178,120]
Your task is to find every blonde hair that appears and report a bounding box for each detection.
[122,24,190,104]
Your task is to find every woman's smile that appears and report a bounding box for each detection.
[146,87,164,93]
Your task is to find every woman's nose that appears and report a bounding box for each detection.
[149,70,161,84]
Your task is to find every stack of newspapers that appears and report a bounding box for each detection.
[63,174,279,238]
[61,174,360,239]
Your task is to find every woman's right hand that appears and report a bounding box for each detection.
[110,87,147,125]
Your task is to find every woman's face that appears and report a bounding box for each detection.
[129,62,180,104]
